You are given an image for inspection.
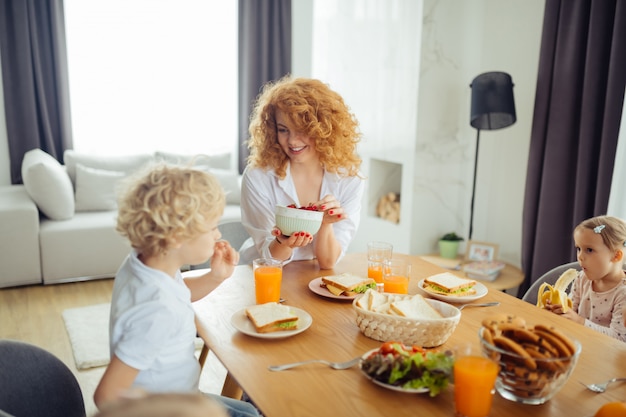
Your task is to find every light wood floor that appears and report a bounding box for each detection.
[0,278,114,374]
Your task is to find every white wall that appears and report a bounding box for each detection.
[410,0,544,267]
[292,0,544,268]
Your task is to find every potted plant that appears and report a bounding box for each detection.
[438,232,464,259]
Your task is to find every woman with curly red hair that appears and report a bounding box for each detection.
[239,76,364,269]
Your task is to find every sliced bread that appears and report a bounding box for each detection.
[389,294,442,319]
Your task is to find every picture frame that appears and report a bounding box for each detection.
[464,240,499,262]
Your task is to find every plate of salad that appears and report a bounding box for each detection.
[359,341,454,396]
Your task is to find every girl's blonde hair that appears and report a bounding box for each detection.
[576,215,626,252]
[246,76,362,178]
[116,164,225,257]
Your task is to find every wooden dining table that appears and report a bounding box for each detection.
[192,252,626,417]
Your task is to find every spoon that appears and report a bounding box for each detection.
[458,301,500,310]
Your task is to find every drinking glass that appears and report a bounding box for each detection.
[253,258,283,304]
[382,258,410,294]
[453,344,499,417]
[367,242,393,290]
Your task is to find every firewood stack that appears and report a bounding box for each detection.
[376,192,400,223]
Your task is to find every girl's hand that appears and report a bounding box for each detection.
[544,300,584,324]
[561,309,584,324]
[313,194,347,225]
[543,300,563,313]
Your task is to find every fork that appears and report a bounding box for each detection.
[268,356,361,371]
[580,377,626,393]
[458,302,500,310]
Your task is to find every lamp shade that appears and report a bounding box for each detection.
[470,72,516,130]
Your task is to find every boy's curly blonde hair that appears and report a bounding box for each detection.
[116,164,225,258]
[246,76,362,178]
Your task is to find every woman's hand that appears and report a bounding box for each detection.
[272,228,313,248]
[313,194,347,225]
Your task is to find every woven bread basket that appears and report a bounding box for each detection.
[352,293,461,347]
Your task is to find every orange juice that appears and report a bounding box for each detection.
[383,275,409,294]
[367,262,384,283]
[454,356,499,417]
[254,266,282,304]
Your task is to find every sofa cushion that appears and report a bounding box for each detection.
[209,168,241,205]
[64,150,153,187]
[155,151,232,170]
[21,149,75,220]
[74,163,126,212]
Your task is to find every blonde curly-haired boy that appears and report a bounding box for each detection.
[94,164,259,417]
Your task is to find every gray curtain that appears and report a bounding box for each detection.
[0,0,73,184]
[237,0,292,174]
[520,0,626,296]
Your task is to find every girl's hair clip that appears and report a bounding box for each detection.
[594,225,606,233]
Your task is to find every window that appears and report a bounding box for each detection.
[64,0,237,159]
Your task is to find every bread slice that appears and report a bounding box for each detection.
[368,289,388,311]
[390,294,443,319]
[355,289,391,313]
[355,290,371,309]
[423,272,476,296]
[321,273,376,296]
[245,302,298,333]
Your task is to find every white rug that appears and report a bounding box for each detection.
[62,303,227,416]
[62,303,111,370]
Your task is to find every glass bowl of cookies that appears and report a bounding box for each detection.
[478,316,582,405]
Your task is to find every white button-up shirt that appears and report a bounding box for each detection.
[239,163,364,266]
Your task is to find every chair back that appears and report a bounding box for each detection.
[190,220,250,270]
[0,339,85,417]
[218,220,250,252]
[521,262,581,305]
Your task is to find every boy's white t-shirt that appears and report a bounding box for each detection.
[109,250,200,393]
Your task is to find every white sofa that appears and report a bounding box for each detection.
[0,149,241,288]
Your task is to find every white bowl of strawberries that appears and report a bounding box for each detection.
[275,204,324,236]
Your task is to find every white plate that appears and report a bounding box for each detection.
[417,278,488,303]
[308,277,359,301]
[359,349,429,394]
[231,306,312,339]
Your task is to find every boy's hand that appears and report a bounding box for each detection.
[209,240,239,279]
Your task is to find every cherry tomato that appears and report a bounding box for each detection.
[380,342,397,354]
[411,345,426,354]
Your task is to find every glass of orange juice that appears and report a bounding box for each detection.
[367,242,393,291]
[253,258,282,304]
[453,344,499,417]
[382,258,410,294]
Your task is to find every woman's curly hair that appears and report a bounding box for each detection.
[246,76,362,178]
[116,164,225,258]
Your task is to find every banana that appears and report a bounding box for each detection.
[536,268,578,312]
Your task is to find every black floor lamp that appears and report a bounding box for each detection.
[468,72,516,240]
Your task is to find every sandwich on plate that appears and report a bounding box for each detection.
[422,272,477,297]
[321,273,377,297]
[245,302,298,333]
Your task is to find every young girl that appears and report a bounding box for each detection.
[239,76,364,269]
[93,164,260,417]
[544,215,626,341]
